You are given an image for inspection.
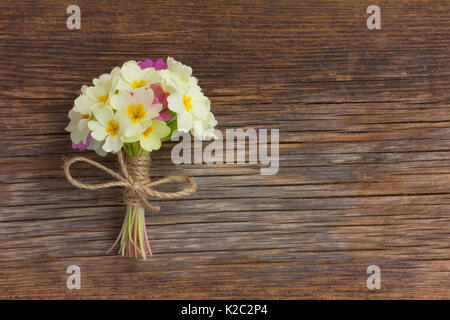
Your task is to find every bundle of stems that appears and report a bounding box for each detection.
[107,142,152,259]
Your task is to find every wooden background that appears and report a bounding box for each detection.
[0,0,449,299]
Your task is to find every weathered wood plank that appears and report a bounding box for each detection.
[0,0,449,299]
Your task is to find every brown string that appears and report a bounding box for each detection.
[63,151,197,212]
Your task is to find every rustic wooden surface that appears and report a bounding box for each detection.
[0,0,449,299]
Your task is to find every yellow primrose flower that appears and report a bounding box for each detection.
[191,111,218,140]
[114,60,160,92]
[122,120,170,152]
[167,84,209,132]
[65,109,91,146]
[88,105,123,153]
[73,67,120,115]
[157,57,198,93]
[110,87,162,137]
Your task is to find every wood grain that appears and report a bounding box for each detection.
[0,0,449,299]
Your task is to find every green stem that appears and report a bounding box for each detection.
[114,143,153,259]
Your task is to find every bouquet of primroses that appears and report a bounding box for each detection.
[65,58,217,259]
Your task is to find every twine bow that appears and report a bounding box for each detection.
[63,151,197,212]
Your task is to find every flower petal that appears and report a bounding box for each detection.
[154,59,168,70]
[152,119,171,138]
[144,102,162,121]
[110,92,132,110]
[138,59,154,70]
[125,122,145,137]
[133,87,153,106]
[167,91,183,113]
[140,134,161,152]
[85,86,98,101]
[73,95,92,114]
[177,111,193,132]
[70,130,82,144]
[155,110,171,121]
[109,135,123,153]
[93,105,114,125]
[121,61,141,83]
[167,57,192,81]
[88,120,107,141]
[191,103,208,120]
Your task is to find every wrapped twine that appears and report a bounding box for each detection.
[63,151,197,212]
[123,155,153,208]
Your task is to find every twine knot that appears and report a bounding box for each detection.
[63,151,197,212]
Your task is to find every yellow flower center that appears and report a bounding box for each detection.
[127,103,146,124]
[81,114,90,119]
[131,80,146,89]
[105,120,120,137]
[182,94,193,112]
[142,126,153,137]
[97,94,108,103]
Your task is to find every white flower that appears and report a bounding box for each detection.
[66,109,90,145]
[110,87,162,137]
[167,84,209,132]
[73,67,120,115]
[158,57,198,93]
[72,94,93,119]
[191,111,218,140]
[122,120,170,152]
[88,106,123,153]
[93,67,121,88]
[114,60,160,92]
